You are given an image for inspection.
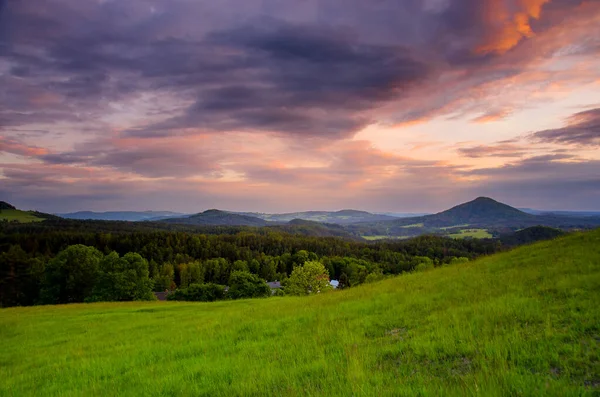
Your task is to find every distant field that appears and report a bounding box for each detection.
[399,223,425,228]
[362,235,409,241]
[448,228,492,239]
[0,209,44,223]
[440,224,471,230]
[1,230,599,396]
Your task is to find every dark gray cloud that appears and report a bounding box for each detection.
[3,0,587,139]
[123,21,431,138]
[530,108,600,146]
[39,140,220,178]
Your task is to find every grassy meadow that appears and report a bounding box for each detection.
[0,209,44,223]
[447,228,493,239]
[1,230,599,396]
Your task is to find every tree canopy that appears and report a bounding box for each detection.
[285,261,333,296]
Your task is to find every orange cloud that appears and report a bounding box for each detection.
[477,0,550,54]
[471,109,512,123]
[0,137,49,157]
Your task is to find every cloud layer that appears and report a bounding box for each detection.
[1,0,599,211]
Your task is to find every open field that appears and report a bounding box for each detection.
[399,223,425,228]
[448,228,493,239]
[361,235,410,241]
[0,209,44,223]
[1,230,599,396]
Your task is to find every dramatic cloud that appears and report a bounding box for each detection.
[530,108,600,146]
[458,142,531,158]
[1,0,599,211]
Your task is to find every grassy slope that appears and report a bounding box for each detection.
[1,230,599,396]
[0,209,44,223]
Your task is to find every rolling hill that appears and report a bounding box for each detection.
[162,209,270,226]
[1,229,598,395]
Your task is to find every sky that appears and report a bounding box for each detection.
[0,0,599,213]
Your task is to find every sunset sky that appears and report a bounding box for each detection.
[0,0,599,213]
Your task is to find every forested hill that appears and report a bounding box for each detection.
[0,201,16,210]
[58,211,186,221]
[424,196,533,225]
[161,210,270,226]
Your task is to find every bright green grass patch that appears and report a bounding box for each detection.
[1,230,599,396]
[400,223,425,228]
[448,228,493,239]
[0,209,44,223]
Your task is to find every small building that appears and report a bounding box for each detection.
[154,291,170,301]
[266,281,282,294]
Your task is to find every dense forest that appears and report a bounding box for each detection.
[0,220,502,307]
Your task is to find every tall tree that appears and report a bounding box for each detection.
[41,245,103,304]
[285,261,333,296]
[228,271,271,300]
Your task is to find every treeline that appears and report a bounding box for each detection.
[0,221,501,307]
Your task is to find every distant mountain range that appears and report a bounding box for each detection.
[58,208,415,224]
[235,209,399,224]
[5,197,600,241]
[57,211,188,222]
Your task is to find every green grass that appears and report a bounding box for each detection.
[0,209,44,223]
[400,223,425,228]
[448,228,493,239]
[1,230,599,396]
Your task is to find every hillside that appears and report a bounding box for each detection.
[0,201,58,223]
[423,196,534,226]
[58,211,187,221]
[162,209,270,226]
[1,230,598,395]
[352,197,600,238]
[0,201,16,210]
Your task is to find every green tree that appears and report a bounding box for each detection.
[338,272,350,290]
[0,246,44,307]
[292,250,310,266]
[153,263,175,291]
[285,261,332,296]
[413,256,434,272]
[168,283,225,302]
[365,269,386,284]
[227,271,271,300]
[89,252,154,302]
[41,245,103,304]
[259,258,277,281]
